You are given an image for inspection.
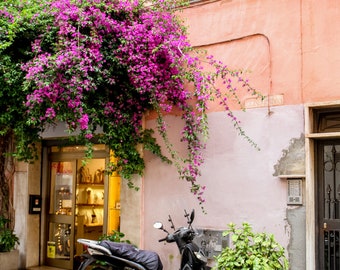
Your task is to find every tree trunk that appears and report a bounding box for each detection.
[0,131,15,230]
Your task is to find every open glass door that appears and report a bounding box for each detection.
[46,161,76,269]
[74,158,106,256]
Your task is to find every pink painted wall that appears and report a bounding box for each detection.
[140,1,340,269]
[143,106,303,268]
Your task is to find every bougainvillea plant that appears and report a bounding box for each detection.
[0,0,260,206]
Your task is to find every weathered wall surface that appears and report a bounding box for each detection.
[14,148,41,269]
[287,206,306,270]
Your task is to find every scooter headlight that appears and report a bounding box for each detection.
[194,250,208,263]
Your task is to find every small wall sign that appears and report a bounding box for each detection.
[29,194,42,214]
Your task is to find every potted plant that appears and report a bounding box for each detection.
[0,215,19,269]
[214,222,289,270]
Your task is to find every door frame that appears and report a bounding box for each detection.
[305,101,340,270]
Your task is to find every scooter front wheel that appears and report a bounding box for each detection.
[77,260,110,270]
[76,253,100,270]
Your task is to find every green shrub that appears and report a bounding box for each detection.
[0,216,19,252]
[99,230,132,244]
[214,222,289,270]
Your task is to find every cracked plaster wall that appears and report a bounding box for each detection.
[273,134,305,176]
[287,206,306,270]
[274,134,306,270]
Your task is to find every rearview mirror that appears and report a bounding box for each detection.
[190,209,195,223]
[153,222,163,229]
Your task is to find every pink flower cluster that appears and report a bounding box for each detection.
[21,0,258,205]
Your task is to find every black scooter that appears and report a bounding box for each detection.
[76,209,208,270]
[154,209,208,270]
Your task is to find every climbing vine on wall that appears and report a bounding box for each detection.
[0,0,261,206]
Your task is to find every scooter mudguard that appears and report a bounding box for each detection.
[181,243,207,270]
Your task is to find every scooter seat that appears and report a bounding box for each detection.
[100,240,163,270]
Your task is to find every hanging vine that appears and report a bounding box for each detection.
[0,0,261,206]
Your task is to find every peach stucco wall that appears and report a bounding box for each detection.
[302,0,340,102]
[179,0,340,107]
[141,1,340,270]
[181,0,303,107]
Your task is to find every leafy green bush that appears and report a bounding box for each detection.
[99,230,132,244]
[214,222,289,270]
[0,216,19,252]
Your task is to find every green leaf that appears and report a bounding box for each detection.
[213,222,289,270]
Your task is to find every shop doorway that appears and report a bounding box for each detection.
[43,144,120,269]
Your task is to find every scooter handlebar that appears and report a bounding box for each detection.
[158,234,175,243]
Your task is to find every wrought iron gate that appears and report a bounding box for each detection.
[319,142,340,269]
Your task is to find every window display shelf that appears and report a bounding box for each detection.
[84,223,103,227]
[77,203,103,207]
[77,183,104,187]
